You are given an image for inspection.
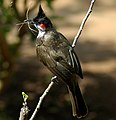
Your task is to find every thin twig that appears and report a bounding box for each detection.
[16,21,25,32]
[19,99,29,120]
[26,6,38,33]
[29,79,55,120]
[72,0,96,48]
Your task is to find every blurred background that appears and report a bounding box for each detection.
[0,0,116,120]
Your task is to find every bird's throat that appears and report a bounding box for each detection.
[37,30,46,38]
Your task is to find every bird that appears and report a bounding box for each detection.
[26,5,88,118]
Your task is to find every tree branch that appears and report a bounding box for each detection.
[19,102,29,120]
[29,76,57,120]
[19,92,29,120]
[72,0,96,48]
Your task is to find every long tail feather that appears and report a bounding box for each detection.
[67,78,88,118]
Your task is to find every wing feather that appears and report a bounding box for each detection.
[71,50,83,79]
[59,33,83,79]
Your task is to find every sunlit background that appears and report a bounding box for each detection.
[0,0,116,120]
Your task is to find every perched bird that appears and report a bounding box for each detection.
[26,5,88,118]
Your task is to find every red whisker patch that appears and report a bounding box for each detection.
[39,24,46,29]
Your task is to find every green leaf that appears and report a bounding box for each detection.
[22,92,28,102]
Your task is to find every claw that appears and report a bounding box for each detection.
[51,76,59,84]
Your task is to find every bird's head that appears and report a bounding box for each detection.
[25,5,53,32]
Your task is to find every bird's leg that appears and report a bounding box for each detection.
[51,76,59,84]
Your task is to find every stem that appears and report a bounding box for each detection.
[29,80,55,120]
[19,101,29,120]
[72,0,96,48]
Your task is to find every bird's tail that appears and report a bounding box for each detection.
[67,79,88,118]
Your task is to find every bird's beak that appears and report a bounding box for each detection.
[24,19,34,24]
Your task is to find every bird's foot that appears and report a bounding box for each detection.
[51,76,59,84]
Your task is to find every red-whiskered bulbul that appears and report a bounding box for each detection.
[25,5,88,118]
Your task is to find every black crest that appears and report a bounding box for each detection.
[37,5,46,19]
[33,5,46,22]
[33,5,53,28]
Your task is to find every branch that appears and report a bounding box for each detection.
[29,76,57,120]
[19,92,29,120]
[72,0,96,48]
[19,102,29,120]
